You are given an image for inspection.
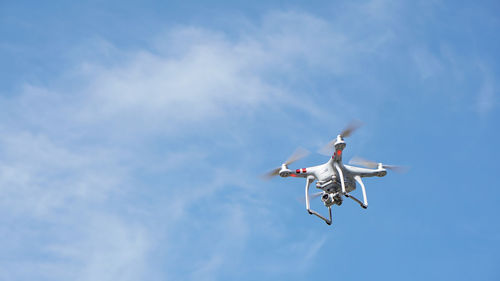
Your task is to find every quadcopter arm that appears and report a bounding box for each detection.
[305,176,332,225]
[278,165,315,178]
[290,167,313,178]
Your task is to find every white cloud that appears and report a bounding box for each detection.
[0,9,386,281]
[5,2,500,280]
[47,214,150,281]
[409,44,498,117]
[0,130,126,217]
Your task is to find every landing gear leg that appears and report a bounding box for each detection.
[305,176,332,225]
[345,193,367,209]
[335,163,367,209]
[354,175,368,209]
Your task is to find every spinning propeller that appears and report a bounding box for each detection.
[339,119,363,138]
[318,120,363,156]
[297,191,324,204]
[348,156,408,173]
[309,191,324,199]
[263,147,310,179]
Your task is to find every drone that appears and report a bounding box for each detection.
[264,122,405,225]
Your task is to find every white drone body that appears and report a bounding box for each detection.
[266,124,402,225]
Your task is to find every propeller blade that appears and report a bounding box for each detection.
[298,191,324,203]
[318,120,363,156]
[262,167,281,180]
[383,165,409,173]
[310,191,324,199]
[349,157,408,173]
[340,120,363,138]
[349,156,378,168]
[262,147,310,180]
[318,140,336,156]
[285,147,310,166]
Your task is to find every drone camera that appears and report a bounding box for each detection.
[321,193,335,207]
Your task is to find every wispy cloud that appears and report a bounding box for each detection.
[2,1,500,280]
[8,4,490,280]
[1,10,361,280]
[476,65,496,116]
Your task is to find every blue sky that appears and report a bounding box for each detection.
[0,0,499,280]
